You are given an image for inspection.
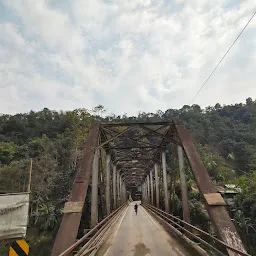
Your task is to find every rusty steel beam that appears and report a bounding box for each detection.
[97,127,132,148]
[99,129,112,149]
[109,146,159,150]
[105,153,111,215]
[103,128,159,148]
[113,165,117,209]
[140,125,181,146]
[123,174,145,180]
[51,121,100,256]
[174,122,247,255]
[154,163,160,208]
[162,151,170,213]
[177,145,191,224]
[150,170,154,205]
[101,121,172,127]
[91,149,99,228]
[114,158,153,162]
[140,125,167,138]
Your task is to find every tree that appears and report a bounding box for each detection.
[0,142,15,164]
[246,97,253,106]
[92,105,106,117]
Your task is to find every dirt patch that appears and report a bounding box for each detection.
[133,243,151,256]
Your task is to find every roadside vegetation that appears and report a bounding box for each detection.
[1,99,256,254]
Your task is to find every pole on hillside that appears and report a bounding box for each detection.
[27,159,33,193]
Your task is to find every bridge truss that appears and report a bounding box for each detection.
[51,121,247,256]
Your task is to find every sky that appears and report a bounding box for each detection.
[0,0,256,115]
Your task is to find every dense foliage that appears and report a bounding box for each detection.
[0,99,256,254]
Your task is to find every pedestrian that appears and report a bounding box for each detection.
[134,203,138,215]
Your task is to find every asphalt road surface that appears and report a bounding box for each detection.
[99,201,192,256]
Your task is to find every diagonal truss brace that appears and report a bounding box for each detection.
[174,121,247,256]
[51,121,100,256]
[97,127,132,149]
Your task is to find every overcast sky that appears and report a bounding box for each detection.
[0,0,255,115]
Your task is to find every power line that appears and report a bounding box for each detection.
[189,9,256,105]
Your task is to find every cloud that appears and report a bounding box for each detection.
[0,0,256,115]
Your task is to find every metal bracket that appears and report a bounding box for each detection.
[63,202,84,213]
[203,193,226,206]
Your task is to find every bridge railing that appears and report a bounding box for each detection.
[143,203,251,256]
[58,203,128,256]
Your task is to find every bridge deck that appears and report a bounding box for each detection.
[98,202,192,256]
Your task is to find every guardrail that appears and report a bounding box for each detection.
[58,203,128,256]
[143,203,251,256]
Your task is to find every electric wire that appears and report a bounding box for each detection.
[189,9,256,105]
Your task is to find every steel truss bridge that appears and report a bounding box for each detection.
[50,121,249,256]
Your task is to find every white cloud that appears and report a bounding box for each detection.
[0,0,256,115]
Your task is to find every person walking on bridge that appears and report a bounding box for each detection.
[134,203,138,215]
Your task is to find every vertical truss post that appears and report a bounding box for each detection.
[150,170,154,205]
[123,180,125,203]
[144,180,148,203]
[122,180,126,203]
[117,170,120,206]
[119,175,122,203]
[120,179,124,203]
[119,179,122,203]
[175,122,246,255]
[146,180,149,203]
[141,183,145,203]
[162,151,170,213]
[147,175,150,204]
[113,165,117,209]
[124,183,127,202]
[91,149,99,228]
[106,153,111,215]
[144,182,147,203]
[144,179,148,203]
[154,163,160,208]
[142,183,144,202]
[177,145,191,224]
[51,121,100,256]
[99,149,106,219]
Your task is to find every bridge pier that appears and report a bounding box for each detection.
[154,163,160,208]
[90,149,99,228]
[161,151,170,213]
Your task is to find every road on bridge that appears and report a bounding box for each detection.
[97,202,192,256]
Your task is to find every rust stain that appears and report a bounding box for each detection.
[223,227,247,253]
[133,243,151,256]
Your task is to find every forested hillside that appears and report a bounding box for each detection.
[1,99,256,255]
